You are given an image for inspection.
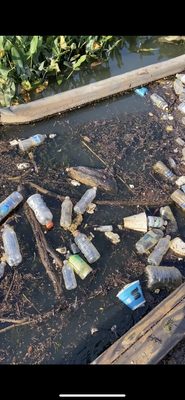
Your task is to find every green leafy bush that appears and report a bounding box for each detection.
[0,36,123,106]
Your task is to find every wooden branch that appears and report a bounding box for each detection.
[92,282,185,365]
[1,54,185,124]
[25,181,171,207]
[23,203,62,298]
[0,317,29,324]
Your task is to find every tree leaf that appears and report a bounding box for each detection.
[11,46,24,71]
[60,36,67,50]
[29,36,39,56]
[72,54,86,70]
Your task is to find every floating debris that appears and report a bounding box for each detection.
[9,139,19,146]
[66,166,118,193]
[135,229,164,254]
[148,216,165,229]
[91,327,98,335]
[147,235,171,266]
[70,179,81,187]
[49,133,57,139]
[171,189,185,212]
[169,237,185,257]
[117,280,145,310]
[86,203,97,214]
[56,247,67,255]
[104,231,120,244]
[153,161,176,182]
[160,206,178,234]
[175,137,185,146]
[16,163,30,170]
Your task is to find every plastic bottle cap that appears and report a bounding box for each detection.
[46,221,54,230]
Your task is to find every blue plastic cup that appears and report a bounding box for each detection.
[117,280,146,310]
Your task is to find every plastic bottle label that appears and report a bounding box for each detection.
[165,170,174,178]
[0,198,15,216]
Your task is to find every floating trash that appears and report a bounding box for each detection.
[117,280,146,310]
[123,212,147,233]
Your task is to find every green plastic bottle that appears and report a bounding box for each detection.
[68,254,92,280]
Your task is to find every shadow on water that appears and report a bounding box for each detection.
[0,37,185,364]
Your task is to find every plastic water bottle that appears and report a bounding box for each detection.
[27,194,53,229]
[0,261,6,278]
[68,254,92,279]
[160,206,178,234]
[173,79,184,95]
[2,224,22,266]
[147,216,165,228]
[153,161,176,182]
[0,191,23,223]
[62,260,77,290]
[60,196,73,229]
[147,235,171,265]
[178,102,185,115]
[150,93,168,110]
[135,229,164,254]
[171,189,185,212]
[74,187,97,214]
[73,231,100,263]
[18,134,47,152]
[70,240,80,254]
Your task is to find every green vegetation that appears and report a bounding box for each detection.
[0,36,123,106]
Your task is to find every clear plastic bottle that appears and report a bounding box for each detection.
[146,265,183,290]
[147,235,171,265]
[150,93,168,110]
[176,73,185,85]
[173,79,184,95]
[94,225,113,232]
[18,134,47,152]
[73,231,100,263]
[135,229,164,254]
[0,191,23,223]
[153,161,176,182]
[171,189,185,212]
[60,196,73,229]
[178,102,185,115]
[2,225,22,267]
[27,193,53,229]
[62,260,77,290]
[68,254,92,279]
[0,261,6,279]
[74,187,97,214]
[147,216,165,228]
[160,206,178,233]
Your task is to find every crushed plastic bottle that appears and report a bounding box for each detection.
[0,191,23,223]
[134,87,149,97]
[153,161,176,182]
[150,93,168,110]
[74,187,97,214]
[2,224,22,267]
[68,254,92,279]
[60,196,73,229]
[147,235,171,266]
[18,134,47,152]
[171,189,185,212]
[0,261,6,279]
[173,79,184,95]
[73,231,100,263]
[148,216,165,228]
[62,260,77,290]
[160,206,178,234]
[27,193,53,229]
[135,229,164,254]
[146,265,183,290]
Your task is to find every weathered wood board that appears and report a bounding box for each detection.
[1,54,185,125]
[92,283,185,364]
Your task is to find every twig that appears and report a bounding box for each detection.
[4,271,16,302]
[0,317,29,324]
[81,140,135,194]
[0,320,32,335]
[25,181,171,207]
[22,293,41,314]
[23,203,62,298]
[46,244,63,268]
[28,151,39,174]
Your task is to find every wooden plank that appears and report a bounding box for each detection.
[114,298,185,364]
[92,282,185,364]
[1,54,185,125]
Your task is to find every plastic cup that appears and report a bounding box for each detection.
[117,280,146,311]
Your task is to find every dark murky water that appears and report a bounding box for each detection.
[0,36,185,364]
